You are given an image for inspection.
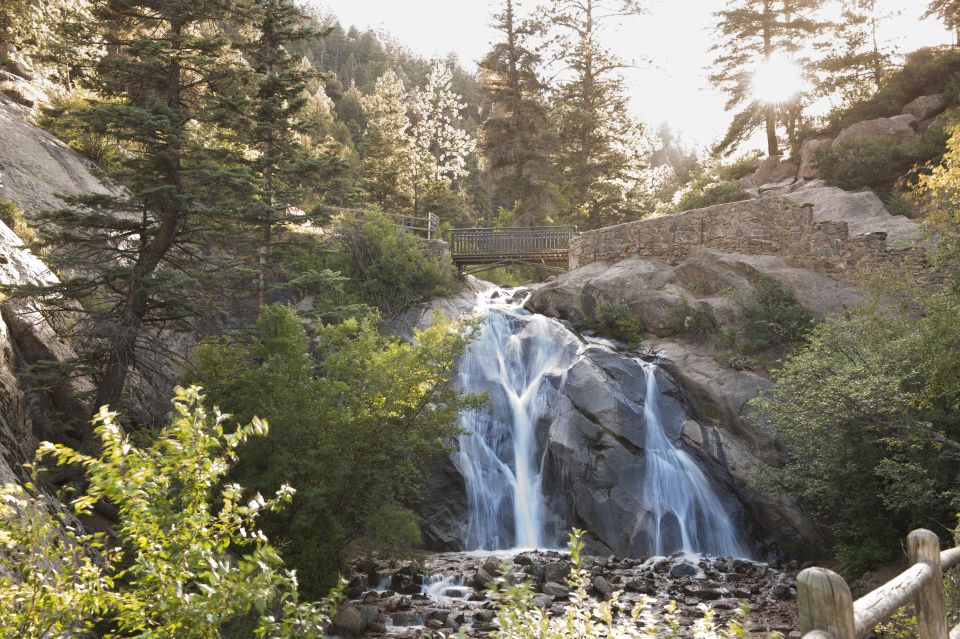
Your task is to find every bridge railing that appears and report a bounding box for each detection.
[448,226,578,262]
[798,529,960,639]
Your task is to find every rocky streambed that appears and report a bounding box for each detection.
[331,551,803,639]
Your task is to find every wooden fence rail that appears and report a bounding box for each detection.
[798,529,960,639]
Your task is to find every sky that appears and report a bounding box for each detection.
[310,0,954,151]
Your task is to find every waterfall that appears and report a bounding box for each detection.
[452,289,580,550]
[452,286,748,557]
[637,361,748,557]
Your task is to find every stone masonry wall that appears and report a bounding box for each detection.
[569,196,926,278]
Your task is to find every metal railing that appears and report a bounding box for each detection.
[448,226,578,264]
[383,211,440,239]
[798,529,960,639]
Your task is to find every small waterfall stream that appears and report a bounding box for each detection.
[638,361,748,557]
[453,286,749,557]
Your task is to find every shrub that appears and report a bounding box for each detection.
[665,300,713,338]
[672,180,750,213]
[0,387,332,637]
[491,530,748,639]
[589,300,645,343]
[189,304,479,595]
[325,211,458,315]
[813,126,950,193]
[733,277,815,354]
[825,47,960,134]
[37,91,122,171]
[0,199,35,244]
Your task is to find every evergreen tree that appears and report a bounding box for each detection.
[10,0,248,417]
[409,62,476,218]
[237,0,318,310]
[710,0,826,156]
[819,0,898,105]
[925,1,960,44]
[360,70,416,213]
[543,0,647,228]
[478,0,555,225]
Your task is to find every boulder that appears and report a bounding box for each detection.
[0,96,119,217]
[786,182,921,247]
[832,114,917,149]
[0,45,33,80]
[901,94,946,122]
[740,156,798,189]
[333,605,380,636]
[798,139,832,180]
[543,561,570,584]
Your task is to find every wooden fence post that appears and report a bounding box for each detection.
[907,529,948,639]
[798,567,856,639]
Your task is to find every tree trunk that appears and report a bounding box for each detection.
[762,0,779,157]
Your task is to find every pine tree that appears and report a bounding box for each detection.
[710,0,826,156]
[360,70,416,213]
[237,0,318,310]
[819,1,898,105]
[10,0,248,417]
[409,62,476,218]
[543,0,647,228]
[478,0,555,225]
[925,1,960,43]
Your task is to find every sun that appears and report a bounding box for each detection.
[751,54,807,104]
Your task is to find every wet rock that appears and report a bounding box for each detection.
[543,581,570,598]
[333,605,379,636]
[592,575,615,598]
[772,583,795,600]
[669,561,699,578]
[474,609,496,623]
[531,594,554,608]
[471,567,496,589]
[544,561,570,584]
[397,595,412,610]
[427,619,445,630]
[391,611,420,627]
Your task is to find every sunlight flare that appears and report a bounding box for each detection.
[751,54,807,104]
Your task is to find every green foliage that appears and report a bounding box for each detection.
[589,300,645,344]
[751,296,960,575]
[720,277,815,364]
[813,125,950,193]
[324,211,458,315]
[491,529,748,639]
[825,47,960,134]
[0,386,332,637]
[188,305,478,595]
[0,199,35,245]
[672,180,750,213]
[665,300,713,338]
[37,90,121,170]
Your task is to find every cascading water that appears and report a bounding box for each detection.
[452,285,749,557]
[453,289,580,550]
[637,361,748,557]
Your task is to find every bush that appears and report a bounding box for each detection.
[325,211,458,315]
[0,387,331,637]
[491,529,748,639]
[589,300,645,343]
[665,300,713,338]
[751,294,960,576]
[813,125,950,193]
[719,277,815,363]
[825,47,960,134]
[672,180,750,213]
[189,305,479,595]
[37,91,122,171]
[0,199,35,244]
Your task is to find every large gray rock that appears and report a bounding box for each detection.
[786,182,921,247]
[389,275,492,339]
[798,139,832,180]
[0,95,118,217]
[832,113,917,148]
[902,94,946,122]
[740,156,798,189]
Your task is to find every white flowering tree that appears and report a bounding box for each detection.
[409,62,476,217]
[360,70,417,214]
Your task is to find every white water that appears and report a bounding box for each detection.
[637,361,748,557]
[453,289,580,550]
[453,286,748,557]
